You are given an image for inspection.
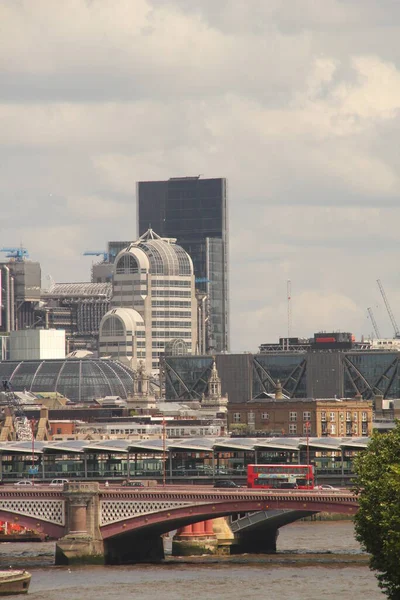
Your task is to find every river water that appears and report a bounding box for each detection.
[0,521,384,599]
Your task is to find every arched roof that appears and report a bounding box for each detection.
[115,229,193,276]
[100,307,144,333]
[0,359,135,402]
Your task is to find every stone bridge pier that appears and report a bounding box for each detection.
[56,482,104,565]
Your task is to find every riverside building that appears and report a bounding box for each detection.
[99,229,197,373]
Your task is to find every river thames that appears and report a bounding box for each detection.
[0,521,383,599]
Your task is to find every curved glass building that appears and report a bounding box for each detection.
[0,358,135,402]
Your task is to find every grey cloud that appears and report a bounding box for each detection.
[2,0,400,350]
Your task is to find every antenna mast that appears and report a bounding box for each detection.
[287,280,292,338]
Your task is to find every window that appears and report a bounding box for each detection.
[261,412,269,421]
[303,411,311,421]
[101,316,125,337]
[233,413,241,423]
[346,411,351,422]
[303,423,311,435]
[329,424,336,435]
[247,412,255,425]
[329,412,335,422]
[362,412,367,422]
[116,254,139,275]
[289,412,297,422]
[353,412,358,422]
[289,423,297,434]
[321,411,326,422]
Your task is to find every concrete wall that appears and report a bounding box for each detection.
[10,329,66,360]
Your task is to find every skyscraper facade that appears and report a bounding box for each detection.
[137,176,229,353]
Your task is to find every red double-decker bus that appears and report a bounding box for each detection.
[247,464,314,490]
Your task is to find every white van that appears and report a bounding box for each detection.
[49,479,69,487]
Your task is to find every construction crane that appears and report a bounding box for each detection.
[0,246,29,261]
[287,280,292,338]
[367,307,381,339]
[376,279,400,338]
[83,250,109,263]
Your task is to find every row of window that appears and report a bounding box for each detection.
[152,311,192,318]
[233,412,370,424]
[112,289,147,296]
[151,280,191,287]
[114,279,148,287]
[287,411,368,422]
[99,342,133,348]
[152,300,191,307]
[320,411,368,422]
[152,290,191,297]
[152,331,192,338]
[152,321,192,328]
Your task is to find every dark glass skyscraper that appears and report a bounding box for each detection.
[137,176,229,352]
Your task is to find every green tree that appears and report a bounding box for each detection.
[353,422,400,598]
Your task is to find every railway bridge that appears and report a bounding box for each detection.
[0,483,359,564]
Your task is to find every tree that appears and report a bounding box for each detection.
[353,422,400,598]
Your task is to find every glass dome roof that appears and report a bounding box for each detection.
[0,359,135,402]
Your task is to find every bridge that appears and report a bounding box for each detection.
[0,484,359,564]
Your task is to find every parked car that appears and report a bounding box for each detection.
[214,480,241,488]
[315,484,339,491]
[49,479,69,487]
[14,480,34,486]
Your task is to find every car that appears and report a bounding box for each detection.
[122,480,145,487]
[315,484,339,490]
[214,480,241,488]
[49,478,69,486]
[14,480,34,486]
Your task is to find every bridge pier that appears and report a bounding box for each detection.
[55,482,104,565]
[104,532,165,564]
[231,527,279,554]
[172,520,219,556]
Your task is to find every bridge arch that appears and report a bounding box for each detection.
[100,497,357,540]
[0,509,65,539]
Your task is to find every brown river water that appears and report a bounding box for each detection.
[0,521,384,599]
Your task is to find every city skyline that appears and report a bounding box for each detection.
[2,1,400,350]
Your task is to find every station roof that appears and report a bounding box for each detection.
[0,437,370,455]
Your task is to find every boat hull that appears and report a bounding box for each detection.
[0,571,31,595]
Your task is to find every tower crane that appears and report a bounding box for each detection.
[0,246,29,261]
[376,279,400,338]
[83,250,109,263]
[367,307,381,339]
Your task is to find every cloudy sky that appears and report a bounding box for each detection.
[2,0,400,351]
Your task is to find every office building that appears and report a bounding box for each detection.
[99,229,197,373]
[137,176,229,353]
[163,332,400,403]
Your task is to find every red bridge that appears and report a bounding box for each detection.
[0,483,359,564]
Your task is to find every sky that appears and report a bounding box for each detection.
[2,0,400,351]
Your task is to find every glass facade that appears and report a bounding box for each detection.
[165,350,400,403]
[0,359,135,402]
[138,177,229,352]
[253,354,307,398]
